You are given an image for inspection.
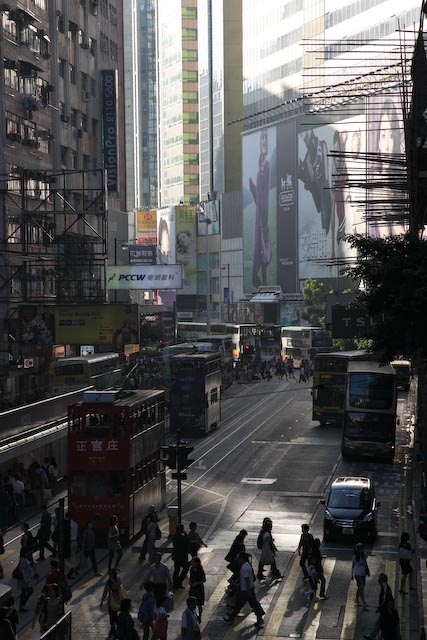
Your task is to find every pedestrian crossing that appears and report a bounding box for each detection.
[150,548,412,640]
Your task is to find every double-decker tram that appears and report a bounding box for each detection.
[67,389,166,542]
[170,352,222,436]
[342,361,397,461]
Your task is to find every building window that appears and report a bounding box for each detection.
[100,32,109,54]
[210,252,220,269]
[60,146,68,165]
[69,64,76,84]
[91,76,96,96]
[39,132,50,155]
[109,3,118,25]
[71,109,79,128]
[2,13,18,41]
[183,132,199,145]
[5,111,20,139]
[82,113,87,132]
[59,58,66,78]
[182,7,197,19]
[89,37,97,56]
[92,118,98,136]
[57,13,64,33]
[100,0,108,17]
[110,40,118,61]
[183,50,197,62]
[68,22,78,43]
[182,28,197,40]
[83,154,90,170]
[4,67,19,90]
[71,150,78,169]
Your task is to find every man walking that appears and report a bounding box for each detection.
[224,552,265,627]
[143,553,173,602]
[298,524,314,580]
[363,573,394,640]
[37,505,55,561]
[172,523,190,590]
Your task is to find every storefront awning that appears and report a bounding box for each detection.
[249,291,282,304]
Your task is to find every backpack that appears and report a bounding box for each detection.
[155,525,162,541]
[138,592,154,623]
[257,530,264,550]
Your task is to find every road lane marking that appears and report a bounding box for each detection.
[199,572,230,632]
[340,573,357,640]
[264,553,301,638]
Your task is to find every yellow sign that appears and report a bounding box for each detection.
[136,209,157,232]
[55,304,139,347]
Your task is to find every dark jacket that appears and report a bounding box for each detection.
[172,531,189,562]
[378,583,394,613]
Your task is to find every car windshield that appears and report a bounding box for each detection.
[328,487,371,509]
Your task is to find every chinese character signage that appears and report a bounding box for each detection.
[69,435,127,470]
[107,265,183,290]
[128,245,156,265]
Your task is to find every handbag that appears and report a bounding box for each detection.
[398,546,413,561]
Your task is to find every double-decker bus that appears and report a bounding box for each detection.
[281,326,333,368]
[170,352,222,436]
[342,361,397,461]
[50,353,122,395]
[312,351,372,425]
[390,359,412,391]
[67,389,166,542]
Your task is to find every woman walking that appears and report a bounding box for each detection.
[101,569,123,639]
[189,556,206,623]
[108,515,123,573]
[257,519,281,580]
[398,531,415,594]
[352,542,369,607]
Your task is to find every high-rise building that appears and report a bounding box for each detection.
[0,0,127,403]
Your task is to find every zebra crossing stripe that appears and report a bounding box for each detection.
[200,573,231,633]
[340,572,358,640]
[302,558,336,640]
[263,554,301,639]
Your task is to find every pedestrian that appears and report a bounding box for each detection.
[49,457,58,496]
[117,598,140,640]
[379,598,400,640]
[45,559,72,604]
[108,514,123,573]
[306,555,318,601]
[398,531,415,594]
[139,506,158,561]
[0,608,15,640]
[142,553,173,603]
[11,473,25,511]
[188,522,207,558]
[39,583,62,633]
[189,556,206,623]
[145,513,159,564]
[153,594,168,640]
[2,596,19,637]
[101,569,124,639]
[363,573,394,640]
[310,538,328,599]
[138,582,156,640]
[172,523,190,590]
[20,523,38,576]
[298,524,314,581]
[181,596,201,639]
[37,505,55,561]
[14,551,34,612]
[287,360,295,380]
[51,507,59,557]
[352,542,369,607]
[81,520,101,576]
[299,363,306,383]
[257,519,281,580]
[225,529,248,563]
[64,512,78,579]
[223,552,265,627]
[32,585,49,631]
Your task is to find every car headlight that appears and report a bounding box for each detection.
[363,512,373,522]
[324,509,335,522]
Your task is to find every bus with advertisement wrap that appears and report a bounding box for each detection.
[67,389,166,543]
[170,352,221,435]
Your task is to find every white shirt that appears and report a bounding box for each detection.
[239,561,254,591]
[181,608,200,629]
[11,478,24,494]
[352,554,367,577]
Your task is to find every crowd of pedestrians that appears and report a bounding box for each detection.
[235,356,311,384]
[0,497,416,640]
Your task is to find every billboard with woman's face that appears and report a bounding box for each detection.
[367,94,406,237]
[176,205,197,294]
[157,207,176,307]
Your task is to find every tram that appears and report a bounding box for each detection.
[67,389,166,543]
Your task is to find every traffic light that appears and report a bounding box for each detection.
[178,442,195,469]
[160,445,177,469]
[243,344,255,354]
[158,338,165,349]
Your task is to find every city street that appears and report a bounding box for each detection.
[3,375,421,640]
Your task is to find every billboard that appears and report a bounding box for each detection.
[157,207,176,307]
[136,209,157,245]
[128,245,156,265]
[107,265,183,290]
[197,200,220,236]
[101,70,118,193]
[55,304,139,346]
[243,127,277,292]
[277,120,297,292]
[176,205,197,294]
[367,94,406,237]
[298,113,366,279]
[18,305,55,345]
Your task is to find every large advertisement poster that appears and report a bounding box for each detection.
[243,127,277,292]
[157,207,176,307]
[19,305,55,345]
[277,120,297,293]
[367,94,406,237]
[136,209,157,245]
[55,304,139,346]
[298,113,366,279]
[176,205,197,294]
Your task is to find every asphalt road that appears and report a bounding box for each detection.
[3,374,419,640]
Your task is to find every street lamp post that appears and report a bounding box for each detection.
[222,264,230,322]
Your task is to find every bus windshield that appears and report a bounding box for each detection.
[348,373,395,410]
[344,412,395,442]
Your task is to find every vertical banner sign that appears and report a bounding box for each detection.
[277,120,297,293]
[101,70,118,193]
